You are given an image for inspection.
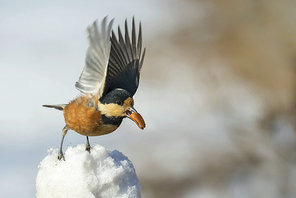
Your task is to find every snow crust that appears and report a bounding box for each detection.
[36,144,141,198]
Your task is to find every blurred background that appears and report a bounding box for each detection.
[1,0,296,197]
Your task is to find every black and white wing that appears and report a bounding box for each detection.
[75,17,114,97]
[102,18,146,97]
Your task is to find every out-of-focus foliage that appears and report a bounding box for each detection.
[139,0,296,197]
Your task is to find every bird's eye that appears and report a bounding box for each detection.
[125,110,132,116]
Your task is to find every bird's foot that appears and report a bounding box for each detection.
[58,151,65,161]
[85,144,91,153]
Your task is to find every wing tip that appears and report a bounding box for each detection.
[140,47,146,67]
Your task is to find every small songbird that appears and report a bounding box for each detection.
[43,17,146,160]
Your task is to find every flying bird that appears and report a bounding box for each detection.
[43,17,146,160]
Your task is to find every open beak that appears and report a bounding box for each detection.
[125,107,145,129]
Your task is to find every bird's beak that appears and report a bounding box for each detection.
[125,107,145,129]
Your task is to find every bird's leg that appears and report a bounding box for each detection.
[58,126,68,160]
[85,136,91,153]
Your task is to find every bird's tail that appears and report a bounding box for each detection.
[42,104,66,111]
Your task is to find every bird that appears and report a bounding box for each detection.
[43,17,146,160]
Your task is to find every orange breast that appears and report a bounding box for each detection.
[64,96,102,136]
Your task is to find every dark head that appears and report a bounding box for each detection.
[99,88,145,129]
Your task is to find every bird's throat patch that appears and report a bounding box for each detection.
[98,97,134,117]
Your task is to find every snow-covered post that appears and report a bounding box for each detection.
[36,144,141,198]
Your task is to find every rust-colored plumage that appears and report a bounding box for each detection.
[64,96,101,136]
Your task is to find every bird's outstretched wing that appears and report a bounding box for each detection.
[102,18,146,97]
[75,17,114,97]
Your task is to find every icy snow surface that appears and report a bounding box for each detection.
[36,144,141,198]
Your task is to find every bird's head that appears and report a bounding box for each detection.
[99,89,145,129]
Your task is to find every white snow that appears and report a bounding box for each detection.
[36,144,141,198]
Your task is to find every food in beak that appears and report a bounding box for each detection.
[127,111,145,129]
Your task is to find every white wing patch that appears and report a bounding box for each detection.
[75,17,114,97]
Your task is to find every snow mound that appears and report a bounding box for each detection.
[36,144,141,198]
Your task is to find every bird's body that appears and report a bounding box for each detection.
[64,96,114,137]
[43,17,146,160]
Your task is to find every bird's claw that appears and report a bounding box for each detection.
[58,152,65,161]
[85,145,91,153]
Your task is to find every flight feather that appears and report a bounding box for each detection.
[75,17,114,97]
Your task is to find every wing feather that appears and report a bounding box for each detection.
[102,18,146,96]
[110,31,127,67]
[118,26,130,65]
[75,17,114,97]
[131,18,137,60]
[137,22,142,60]
[124,20,133,61]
